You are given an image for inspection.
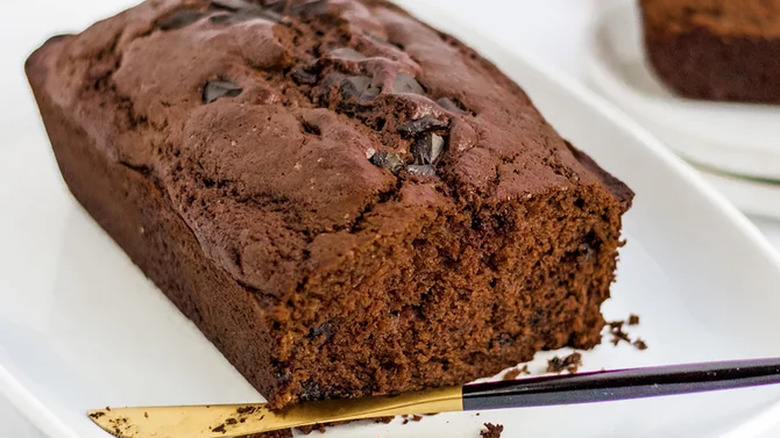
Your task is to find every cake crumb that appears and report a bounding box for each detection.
[480,422,504,438]
[547,352,582,374]
[608,314,647,349]
[375,416,394,424]
[504,364,531,380]
[503,369,521,381]
[608,320,631,346]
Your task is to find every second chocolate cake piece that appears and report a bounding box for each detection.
[27,0,633,408]
[641,0,780,103]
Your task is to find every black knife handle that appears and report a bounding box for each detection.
[462,358,780,411]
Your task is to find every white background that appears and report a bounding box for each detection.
[3,0,780,436]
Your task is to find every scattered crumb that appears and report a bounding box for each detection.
[480,422,504,438]
[143,411,148,418]
[607,314,647,349]
[295,423,328,434]
[608,320,631,346]
[411,415,423,422]
[547,352,583,374]
[503,368,521,381]
[503,364,531,380]
[402,418,409,425]
[476,413,480,416]
[375,416,394,424]
[564,352,583,373]
[251,429,294,438]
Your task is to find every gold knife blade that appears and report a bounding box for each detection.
[87,386,463,437]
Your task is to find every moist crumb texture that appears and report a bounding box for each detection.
[640,0,780,103]
[26,0,633,409]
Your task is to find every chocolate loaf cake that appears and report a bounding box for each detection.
[640,0,780,103]
[27,0,632,408]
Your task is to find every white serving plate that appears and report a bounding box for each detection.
[3,1,780,437]
[696,166,780,220]
[584,0,780,182]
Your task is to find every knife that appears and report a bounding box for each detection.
[88,357,780,437]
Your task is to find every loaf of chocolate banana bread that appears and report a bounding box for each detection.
[641,0,780,103]
[27,0,632,408]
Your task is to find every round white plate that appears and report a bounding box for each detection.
[4,1,780,437]
[584,0,780,181]
[697,166,780,220]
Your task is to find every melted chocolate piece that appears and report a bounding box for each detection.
[209,0,284,23]
[210,0,252,11]
[393,72,425,95]
[369,151,404,174]
[406,164,437,177]
[291,68,318,85]
[341,76,381,103]
[202,80,243,103]
[397,116,448,138]
[307,321,334,341]
[288,0,329,16]
[299,380,325,400]
[160,9,205,30]
[411,132,445,165]
[329,47,366,60]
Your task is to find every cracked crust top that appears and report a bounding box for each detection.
[27,0,631,298]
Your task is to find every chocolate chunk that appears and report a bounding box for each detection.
[249,0,327,17]
[628,314,640,325]
[496,333,514,347]
[209,12,256,25]
[329,47,366,60]
[437,97,469,115]
[289,0,328,16]
[397,116,448,138]
[300,380,324,400]
[307,322,334,341]
[406,165,437,177]
[411,132,445,165]
[210,0,252,11]
[393,72,425,95]
[203,80,243,103]
[291,68,317,85]
[160,9,205,30]
[209,0,284,23]
[341,76,381,103]
[369,151,404,174]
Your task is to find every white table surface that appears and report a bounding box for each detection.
[3,1,780,436]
